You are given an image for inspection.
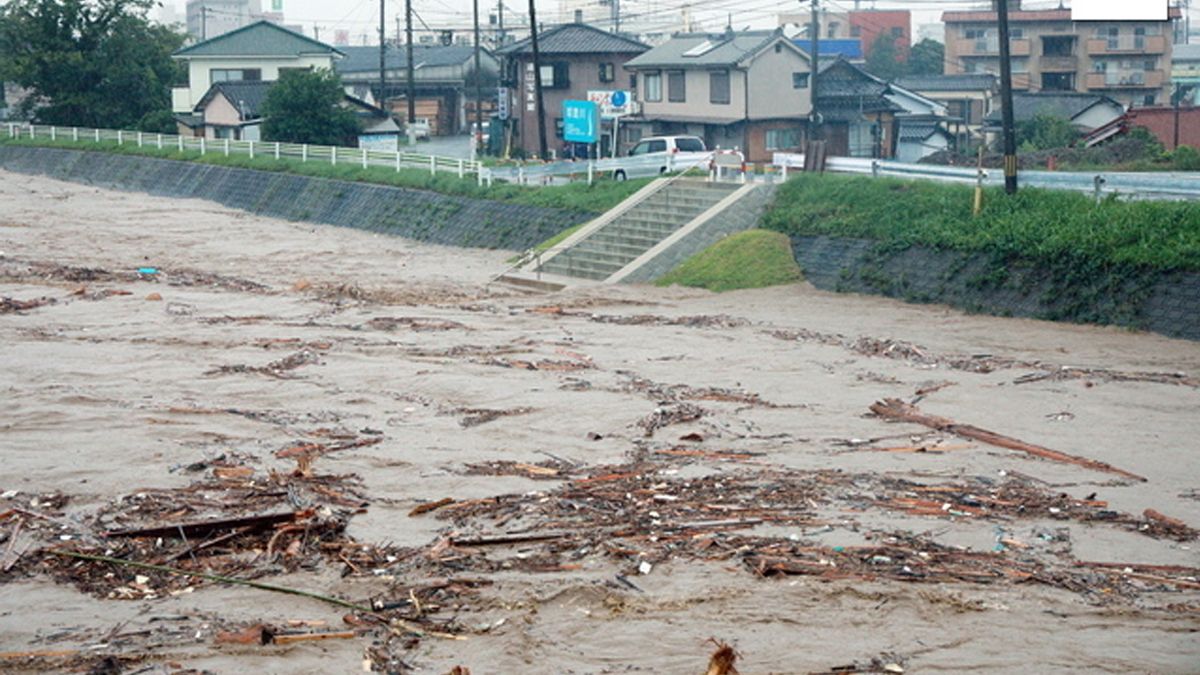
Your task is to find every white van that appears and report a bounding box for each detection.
[614,135,709,180]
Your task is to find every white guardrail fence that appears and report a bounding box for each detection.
[6,123,1199,200]
[5,123,487,183]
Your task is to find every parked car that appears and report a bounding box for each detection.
[613,135,709,180]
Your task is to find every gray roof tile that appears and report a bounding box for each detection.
[624,30,797,69]
[175,21,342,58]
[497,23,648,56]
[894,74,997,92]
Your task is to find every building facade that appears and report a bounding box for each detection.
[624,29,813,163]
[172,21,343,115]
[186,0,260,41]
[779,8,911,63]
[942,2,1182,108]
[497,23,648,158]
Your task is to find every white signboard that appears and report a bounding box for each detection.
[587,90,633,118]
[1072,0,1167,20]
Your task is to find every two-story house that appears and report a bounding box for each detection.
[623,29,813,162]
[172,21,344,116]
[496,23,649,158]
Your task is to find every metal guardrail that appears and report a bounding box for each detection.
[773,152,1200,201]
[5,123,485,183]
[487,151,719,186]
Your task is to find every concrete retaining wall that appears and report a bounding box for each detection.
[0,146,589,251]
[790,235,1200,341]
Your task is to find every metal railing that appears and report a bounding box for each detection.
[4,123,486,184]
[773,152,1200,201]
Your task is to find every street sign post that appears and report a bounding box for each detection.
[587,90,632,157]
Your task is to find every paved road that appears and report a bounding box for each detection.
[412,134,473,160]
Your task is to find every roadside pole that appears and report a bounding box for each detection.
[996,0,1018,194]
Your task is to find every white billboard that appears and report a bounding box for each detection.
[1071,0,1168,21]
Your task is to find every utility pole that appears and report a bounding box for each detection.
[996,0,1018,194]
[528,0,548,158]
[379,0,387,110]
[612,0,620,34]
[406,0,416,129]
[474,0,483,153]
[313,25,321,41]
[498,0,505,47]
[809,0,821,139]
[201,7,207,40]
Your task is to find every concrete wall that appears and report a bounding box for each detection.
[789,235,1200,342]
[0,146,589,251]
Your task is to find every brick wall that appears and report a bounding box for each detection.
[1126,107,1200,150]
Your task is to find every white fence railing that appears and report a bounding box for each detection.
[5,123,486,184]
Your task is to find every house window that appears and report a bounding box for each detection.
[850,26,861,37]
[765,128,802,151]
[630,74,637,90]
[827,22,839,39]
[792,72,809,89]
[709,70,730,104]
[1105,27,1119,49]
[643,71,662,102]
[1011,28,1024,39]
[1143,94,1156,105]
[890,27,902,38]
[1134,26,1146,49]
[211,68,261,84]
[1144,59,1156,71]
[539,62,569,89]
[599,62,615,83]
[667,70,685,102]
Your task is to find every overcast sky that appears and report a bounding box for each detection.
[157,0,1193,44]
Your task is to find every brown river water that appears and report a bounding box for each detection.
[1,170,1198,673]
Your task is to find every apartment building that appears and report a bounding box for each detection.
[942,2,1182,107]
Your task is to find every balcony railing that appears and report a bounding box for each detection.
[957,37,1030,56]
[1085,70,1165,89]
[1086,35,1167,54]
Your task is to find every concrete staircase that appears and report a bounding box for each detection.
[536,180,741,281]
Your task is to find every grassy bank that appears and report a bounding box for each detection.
[0,136,649,213]
[761,173,1200,272]
[656,230,802,292]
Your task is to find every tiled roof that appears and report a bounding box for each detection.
[983,92,1122,124]
[624,30,797,68]
[195,80,274,119]
[894,74,997,93]
[175,21,342,58]
[336,45,479,73]
[497,23,648,56]
[898,121,949,142]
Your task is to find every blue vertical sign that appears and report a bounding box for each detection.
[562,100,599,143]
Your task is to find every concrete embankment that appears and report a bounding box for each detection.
[790,235,1200,342]
[0,145,589,251]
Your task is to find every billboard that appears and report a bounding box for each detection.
[562,100,599,143]
[586,90,633,118]
[1071,0,1167,21]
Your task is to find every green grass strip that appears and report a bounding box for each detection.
[656,229,803,292]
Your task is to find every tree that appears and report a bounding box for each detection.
[0,0,185,128]
[908,39,945,76]
[865,32,907,81]
[1015,113,1078,151]
[260,69,361,146]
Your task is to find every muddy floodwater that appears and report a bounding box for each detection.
[1,170,1198,674]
